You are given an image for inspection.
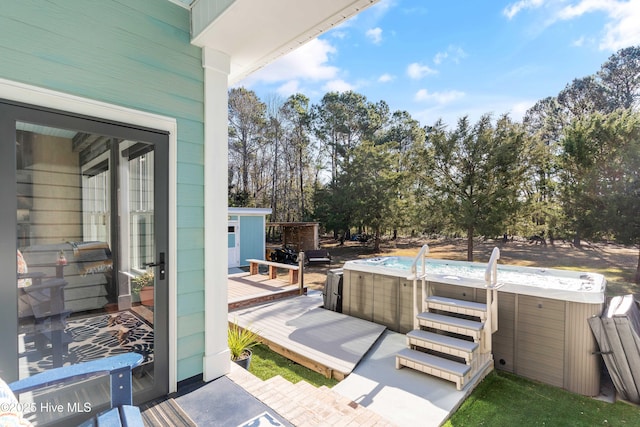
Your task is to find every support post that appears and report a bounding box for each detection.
[249,262,258,276]
[202,47,231,381]
[298,252,305,294]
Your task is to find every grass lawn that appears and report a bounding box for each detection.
[444,371,640,426]
[248,344,338,388]
[246,331,639,426]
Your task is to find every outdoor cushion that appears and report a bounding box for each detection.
[17,250,31,288]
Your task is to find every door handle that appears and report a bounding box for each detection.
[144,252,165,280]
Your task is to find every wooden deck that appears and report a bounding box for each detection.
[228,272,303,311]
[229,294,386,380]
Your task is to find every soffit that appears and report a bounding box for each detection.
[167,0,194,9]
[190,0,378,84]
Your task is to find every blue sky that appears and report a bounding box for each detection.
[237,0,640,127]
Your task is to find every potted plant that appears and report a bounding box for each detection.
[228,321,259,370]
[131,270,154,307]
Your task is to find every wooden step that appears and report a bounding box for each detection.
[406,329,478,363]
[426,296,487,320]
[396,348,471,390]
[417,312,484,340]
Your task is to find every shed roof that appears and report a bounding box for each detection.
[229,207,272,216]
[267,222,319,227]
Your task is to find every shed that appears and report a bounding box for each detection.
[267,222,320,252]
[228,208,272,268]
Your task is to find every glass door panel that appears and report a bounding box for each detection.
[9,112,167,424]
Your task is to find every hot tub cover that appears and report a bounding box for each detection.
[589,294,640,403]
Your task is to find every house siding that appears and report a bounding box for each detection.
[0,0,207,381]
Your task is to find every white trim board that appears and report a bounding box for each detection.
[0,78,179,394]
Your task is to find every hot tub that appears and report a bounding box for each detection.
[341,256,606,396]
[344,256,605,304]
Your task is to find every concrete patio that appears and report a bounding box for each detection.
[172,278,471,426]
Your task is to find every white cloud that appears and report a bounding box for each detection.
[330,30,348,40]
[322,79,354,93]
[366,27,383,44]
[378,73,395,83]
[331,0,396,34]
[407,62,437,79]
[504,0,640,51]
[503,0,546,20]
[509,100,535,121]
[414,89,465,104]
[241,38,339,85]
[555,0,640,50]
[433,45,467,65]
[276,80,301,97]
[433,52,447,65]
[367,0,396,22]
[555,0,614,19]
[571,35,585,47]
[592,2,640,50]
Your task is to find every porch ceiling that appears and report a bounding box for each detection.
[190,0,379,84]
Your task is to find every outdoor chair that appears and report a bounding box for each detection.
[18,249,71,368]
[5,353,144,427]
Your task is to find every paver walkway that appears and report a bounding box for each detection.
[227,362,397,426]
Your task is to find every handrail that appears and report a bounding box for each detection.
[410,245,429,328]
[410,244,430,278]
[482,247,501,352]
[484,247,500,288]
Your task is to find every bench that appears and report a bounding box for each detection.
[304,249,331,265]
[246,259,300,285]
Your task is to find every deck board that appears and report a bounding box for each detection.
[228,272,299,303]
[229,294,386,378]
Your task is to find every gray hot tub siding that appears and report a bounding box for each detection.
[341,270,603,396]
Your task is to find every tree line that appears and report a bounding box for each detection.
[228,46,640,282]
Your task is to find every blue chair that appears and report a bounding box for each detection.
[8,353,144,427]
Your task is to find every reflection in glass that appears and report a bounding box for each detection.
[15,123,156,424]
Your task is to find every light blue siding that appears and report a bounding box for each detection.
[177,270,205,295]
[0,0,205,382]
[239,216,265,266]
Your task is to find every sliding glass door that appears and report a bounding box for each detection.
[1,100,168,424]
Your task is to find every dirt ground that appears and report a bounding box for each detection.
[302,236,639,297]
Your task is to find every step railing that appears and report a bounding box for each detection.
[482,247,501,353]
[409,244,429,329]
